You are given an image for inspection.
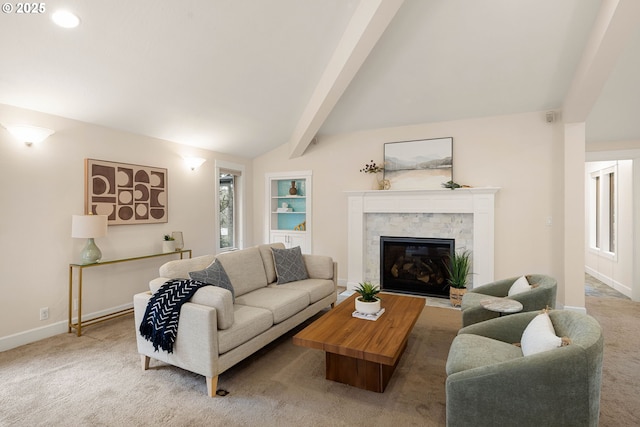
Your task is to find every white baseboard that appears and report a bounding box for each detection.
[585,267,632,298]
[0,302,133,353]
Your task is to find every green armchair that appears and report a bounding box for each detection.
[445,310,604,427]
[461,274,557,327]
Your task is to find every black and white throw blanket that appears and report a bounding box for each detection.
[139,278,211,353]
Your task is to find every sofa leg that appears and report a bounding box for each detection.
[206,376,218,397]
[141,355,150,371]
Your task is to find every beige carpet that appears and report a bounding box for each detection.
[0,296,637,426]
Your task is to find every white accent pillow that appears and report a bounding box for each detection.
[521,312,562,356]
[508,275,531,296]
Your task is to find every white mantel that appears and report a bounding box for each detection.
[346,188,500,290]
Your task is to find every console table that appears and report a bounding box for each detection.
[68,249,192,336]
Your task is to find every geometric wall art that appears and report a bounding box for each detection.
[85,159,168,225]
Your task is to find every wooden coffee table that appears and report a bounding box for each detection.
[293,292,425,392]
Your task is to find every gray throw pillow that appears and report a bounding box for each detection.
[189,258,235,301]
[271,246,309,284]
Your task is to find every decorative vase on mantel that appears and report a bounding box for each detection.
[372,173,391,190]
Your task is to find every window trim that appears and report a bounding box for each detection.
[215,160,245,253]
[588,164,617,260]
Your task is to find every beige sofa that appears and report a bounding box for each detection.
[133,243,337,397]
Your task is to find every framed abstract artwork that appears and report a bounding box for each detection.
[85,159,168,225]
[383,137,453,190]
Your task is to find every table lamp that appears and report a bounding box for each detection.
[72,214,108,264]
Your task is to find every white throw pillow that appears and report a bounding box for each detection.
[521,312,562,356]
[508,275,531,296]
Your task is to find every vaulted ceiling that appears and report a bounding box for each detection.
[1,0,638,158]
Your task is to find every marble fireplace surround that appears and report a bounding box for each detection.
[346,188,500,292]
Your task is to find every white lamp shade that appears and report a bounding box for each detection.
[6,125,55,144]
[72,215,108,238]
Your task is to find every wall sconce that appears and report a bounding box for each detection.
[4,125,55,146]
[184,157,206,171]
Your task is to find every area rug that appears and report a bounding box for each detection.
[0,305,461,426]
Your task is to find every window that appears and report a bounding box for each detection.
[219,173,235,249]
[216,161,244,252]
[589,165,616,255]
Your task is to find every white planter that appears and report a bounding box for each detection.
[355,297,381,314]
[162,240,176,253]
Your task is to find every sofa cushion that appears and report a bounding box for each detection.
[268,278,334,304]
[258,243,286,284]
[148,281,234,330]
[216,247,268,297]
[189,258,235,301]
[521,311,562,356]
[159,254,216,279]
[234,287,310,324]
[303,254,334,280]
[446,334,523,375]
[508,275,531,296]
[217,304,273,354]
[272,246,309,284]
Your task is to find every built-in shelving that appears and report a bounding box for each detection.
[265,171,312,253]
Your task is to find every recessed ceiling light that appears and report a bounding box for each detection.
[52,10,80,28]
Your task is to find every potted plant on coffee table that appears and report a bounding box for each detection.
[354,281,381,314]
[446,250,471,307]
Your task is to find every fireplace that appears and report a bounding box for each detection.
[346,188,498,291]
[380,236,454,298]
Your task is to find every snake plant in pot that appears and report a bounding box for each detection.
[354,281,381,314]
[446,250,472,307]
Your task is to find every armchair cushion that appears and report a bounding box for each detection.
[521,311,562,356]
[507,275,530,296]
[446,334,522,375]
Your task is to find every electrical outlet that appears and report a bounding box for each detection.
[39,307,49,321]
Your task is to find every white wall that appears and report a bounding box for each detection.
[0,103,252,350]
[252,111,566,300]
[585,160,633,297]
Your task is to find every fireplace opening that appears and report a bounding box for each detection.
[380,236,454,298]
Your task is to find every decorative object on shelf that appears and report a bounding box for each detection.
[360,160,389,190]
[289,180,298,195]
[441,180,471,190]
[446,249,472,307]
[163,234,176,253]
[294,221,306,231]
[171,231,184,250]
[359,160,384,174]
[71,214,108,264]
[85,158,168,225]
[354,281,381,314]
[384,137,453,190]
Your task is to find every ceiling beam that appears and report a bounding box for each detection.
[288,0,405,159]
[563,0,640,123]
